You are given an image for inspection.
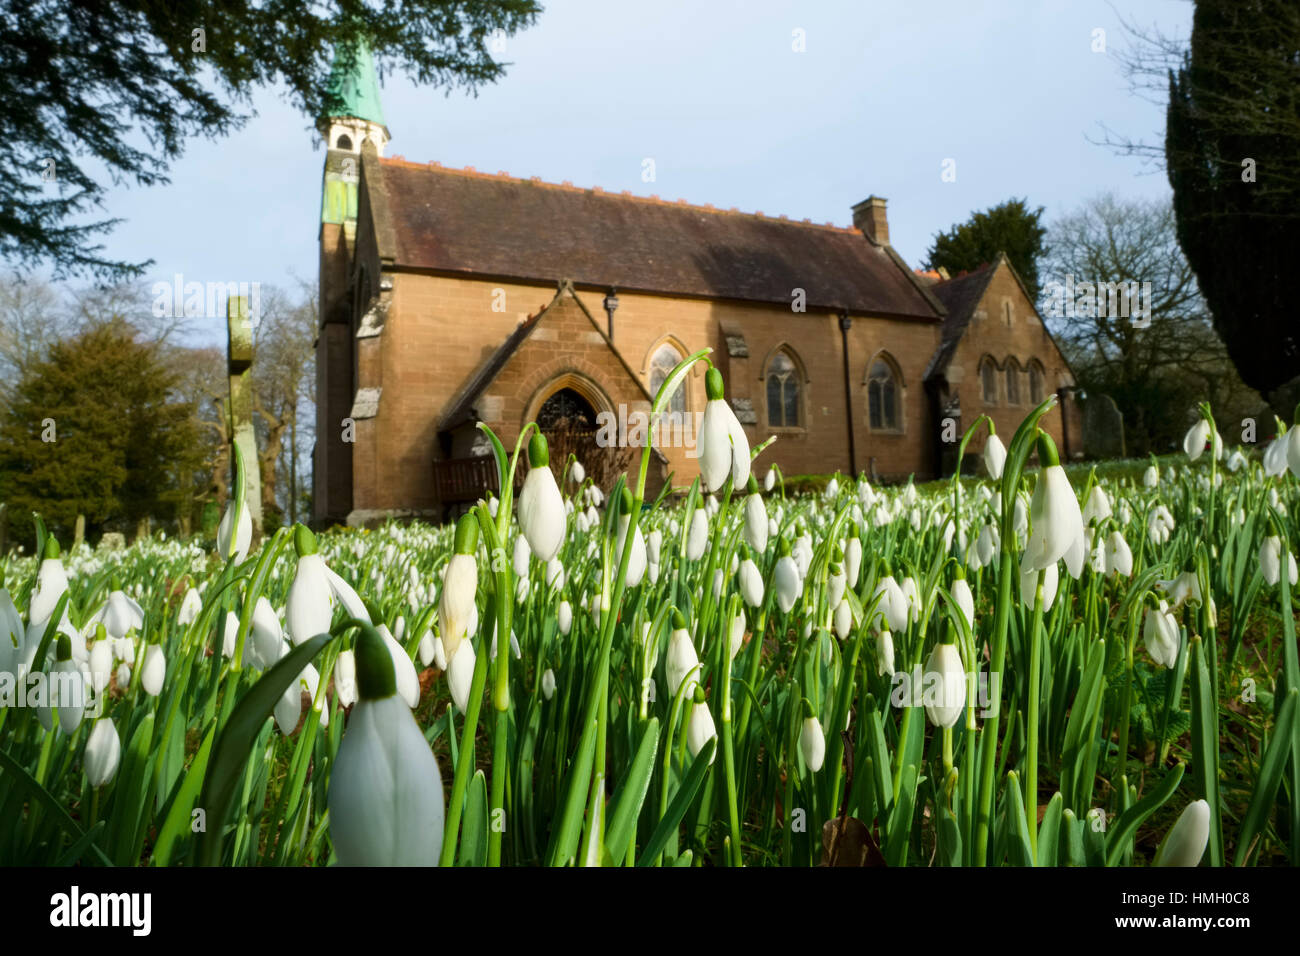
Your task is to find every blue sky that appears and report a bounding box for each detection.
[69,0,1189,344]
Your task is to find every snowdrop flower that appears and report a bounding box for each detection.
[47,636,86,734]
[328,626,445,866]
[876,629,895,677]
[511,534,531,580]
[952,575,975,633]
[615,489,647,588]
[221,611,240,659]
[1225,448,1246,473]
[541,668,557,700]
[216,455,253,563]
[379,624,421,708]
[141,643,166,697]
[1264,432,1288,477]
[29,537,69,634]
[249,596,285,671]
[335,649,358,708]
[686,692,717,765]
[666,612,701,697]
[647,529,662,567]
[177,587,202,627]
[1019,556,1059,611]
[439,515,479,667]
[1260,536,1298,587]
[558,600,572,635]
[744,487,768,554]
[833,598,852,639]
[1023,433,1084,572]
[983,431,1007,480]
[738,550,764,607]
[793,533,814,579]
[1184,419,1211,461]
[845,532,862,588]
[976,524,1000,568]
[1157,571,1201,609]
[84,718,121,788]
[570,459,585,484]
[873,574,910,632]
[1082,486,1112,525]
[798,703,826,772]
[774,545,802,614]
[764,467,777,492]
[286,525,371,647]
[518,434,565,562]
[923,640,965,729]
[686,508,708,561]
[1153,800,1210,867]
[1105,531,1134,578]
[824,477,839,501]
[698,366,750,493]
[1144,602,1180,669]
[1143,464,1159,488]
[901,576,921,624]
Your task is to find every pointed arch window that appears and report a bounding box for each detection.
[868,357,901,431]
[1005,358,1022,406]
[980,357,999,405]
[649,343,686,414]
[1028,360,1045,404]
[766,350,801,428]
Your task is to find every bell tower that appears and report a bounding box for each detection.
[314,39,388,525]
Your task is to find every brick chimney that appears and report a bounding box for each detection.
[851,196,889,245]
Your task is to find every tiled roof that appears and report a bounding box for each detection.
[373,159,944,319]
[923,261,998,381]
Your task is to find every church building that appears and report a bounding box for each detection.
[313,48,1081,526]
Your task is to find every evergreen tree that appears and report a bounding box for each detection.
[1166,0,1300,410]
[926,198,1047,301]
[0,318,203,539]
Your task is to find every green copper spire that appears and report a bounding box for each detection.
[325,39,387,130]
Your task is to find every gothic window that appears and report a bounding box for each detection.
[766,350,801,428]
[867,356,901,431]
[1005,358,1022,406]
[337,134,353,150]
[649,343,686,415]
[981,357,999,405]
[1028,361,1045,404]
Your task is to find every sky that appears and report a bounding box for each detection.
[46,0,1192,346]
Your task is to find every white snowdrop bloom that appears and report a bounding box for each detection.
[1022,437,1084,572]
[439,515,480,666]
[558,600,573,635]
[84,718,121,788]
[1153,800,1210,867]
[1184,419,1211,461]
[983,433,1007,480]
[845,536,862,588]
[1082,486,1112,525]
[872,575,910,632]
[177,587,203,627]
[446,640,477,711]
[1144,602,1180,669]
[774,552,802,614]
[686,509,708,561]
[379,624,421,709]
[764,468,777,492]
[666,616,701,698]
[876,630,895,678]
[335,649,358,708]
[570,460,585,484]
[1143,465,1159,488]
[328,628,444,866]
[923,641,965,729]
[744,492,768,554]
[1261,536,1298,587]
[951,577,975,633]
[729,609,747,660]
[799,712,826,772]
[542,668,557,700]
[141,643,166,697]
[686,699,718,764]
[512,534,531,579]
[738,555,763,607]
[615,511,647,589]
[833,598,852,639]
[1019,556,1059,611]
[647,529,662,566]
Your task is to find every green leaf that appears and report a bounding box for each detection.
[602,717,659,866]
[196,632,333,866]
[1037,792,1063,867]
[1105,762,1186,866]
[0,746,113,866]
[459,770,489,867]
[636,738,716,866]
[1234,688,1298,866]
[152,722,215,866]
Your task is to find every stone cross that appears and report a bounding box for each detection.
[227,296,263,535]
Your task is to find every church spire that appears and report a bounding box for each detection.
[319,38,388,229]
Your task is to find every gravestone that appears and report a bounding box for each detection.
[1082,393,1126,459]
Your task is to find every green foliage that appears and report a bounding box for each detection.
[0,0,542,279]
[1166,0,1300,404]
[0,318,204,541]
[926,198,1047,301]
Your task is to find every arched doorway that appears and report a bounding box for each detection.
[537,388,598,430]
